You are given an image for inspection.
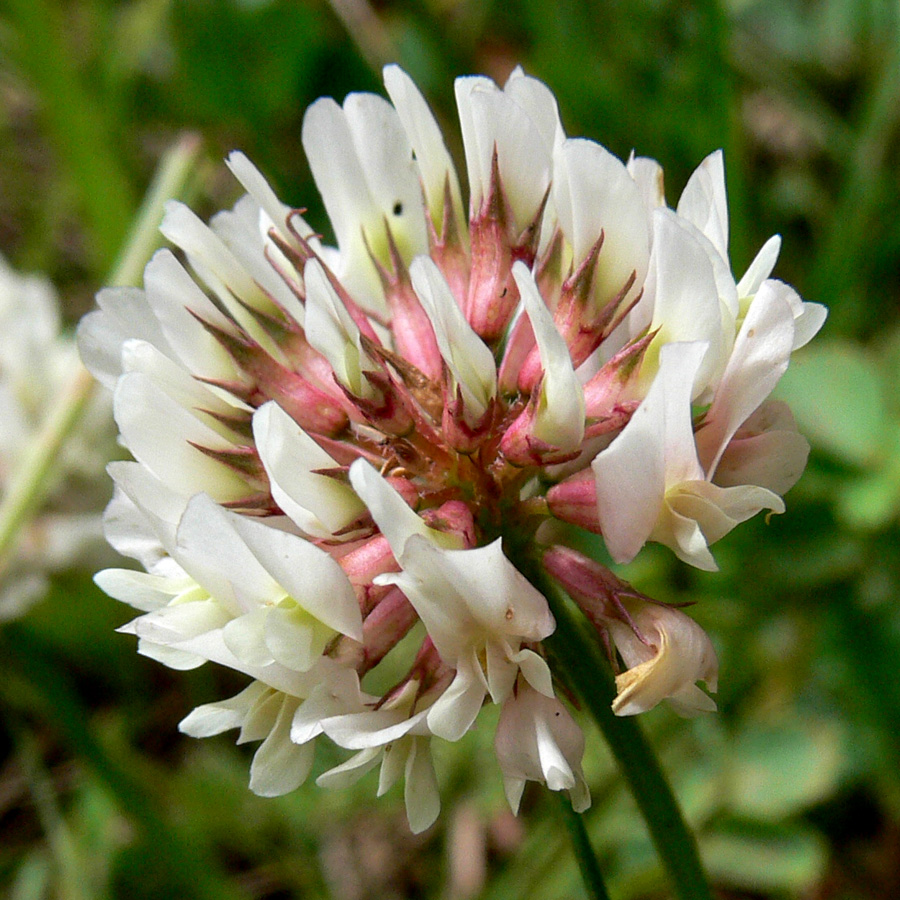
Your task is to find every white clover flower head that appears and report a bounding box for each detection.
[79,65,824,831]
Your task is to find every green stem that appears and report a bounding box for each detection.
[521,557,713,900]
[558,795,612,900]
[0,133,202,575]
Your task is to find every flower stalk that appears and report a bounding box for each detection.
[533,563,713,900]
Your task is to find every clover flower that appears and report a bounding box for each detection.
[79,66,824,832]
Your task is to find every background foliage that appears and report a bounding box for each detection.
[2,0,900,897]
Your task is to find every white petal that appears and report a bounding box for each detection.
[592,341,707,563]
[513,261,585,450]
[113,372,248,503]
[253,401,365,537]
[404,737,440,833]
[142,249,238,382]
[94,568,184,612]
[410,256,497,417]
[553,139,650,307]
[249,697,313,797]
[342,92,429,263]
[645,211,724,396]
[426,667,486,741]
[383,65,465,234]
[222,608,273,667]
[316,748,382,789]
[229,512,363,641]
[676,150,729,260]
[179,681,269,737]
[736,235,781,298]
[160,201,283,358]
[696,279,796,475]
[626,155,666,211]
[348,458,452,557]
[303,258,374,397]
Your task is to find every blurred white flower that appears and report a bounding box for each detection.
[0,255,112,621]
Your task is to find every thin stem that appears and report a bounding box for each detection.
[558,795,612,900]
[0,133,202,575]
[518,555,713,900]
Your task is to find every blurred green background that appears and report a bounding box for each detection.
[2,0,900,897]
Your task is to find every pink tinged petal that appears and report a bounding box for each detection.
[736,235,781,299]
[253,402,365,538]
[676,150,729,261]
[410,257,497,418]
[552,139,650,307]
[535,715,577,791]
[383,65,466,237]
[714,401,810,495]
[249,697,314,797]
[668,480,785,547]
[513,261,585,451]
[404,737,441,834]
[179,681,269,737]
[592,341,706,563]
[113,373,248,503]
[494,685,589,812]
[696,279,796,475]
[609,602,718,717]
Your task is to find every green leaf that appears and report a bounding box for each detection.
[776,341,888,467]
[728,720,846,820]
[836,421,900,529]
[701,821,828,893]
